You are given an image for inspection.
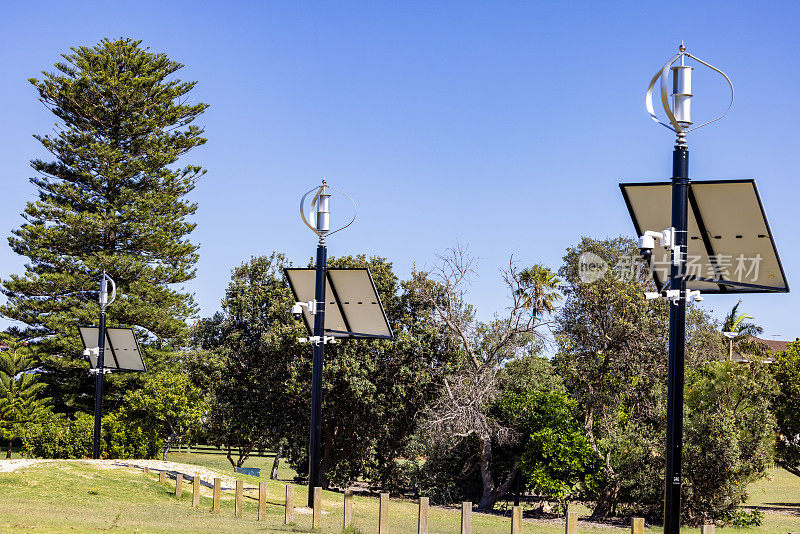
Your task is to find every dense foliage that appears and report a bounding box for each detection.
[771,341,800,478]
[683,360,777,524]
[0,336,51,457]
[121,371,206,460]
[22,411,160,459]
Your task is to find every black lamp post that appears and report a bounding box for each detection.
[91,272,115,459]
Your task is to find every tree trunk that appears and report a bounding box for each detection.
[162,431,176,461]
[6,438,12,459]
[226,444,235,468]
[590,483,619,520]
[477,436,496,511]
[270,443,283,480]
[237,443,254,468]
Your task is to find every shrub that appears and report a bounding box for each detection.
[22,411,161,459]
[22,412,92,458]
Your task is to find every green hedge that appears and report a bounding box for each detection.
[22,411,161,459]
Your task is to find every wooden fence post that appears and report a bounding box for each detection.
[418,497,429,534]
[461,502,471,534]
[700,526,714,534]
[566,511,578,534]
[511,505,522,534]
[631,517,644,534]
[258,481,267,521]
[159,471,166,483]
[313,487,322,529]
[143,466,149,476]
[212,478,221,513]
[379,492,389,534]
[175,474,183,500]
[192,474,200,507]
[234,480,243,517]
[284,485,294,524]
[343,489,353,530]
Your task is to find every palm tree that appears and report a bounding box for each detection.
[721,300,764,362]
[516,264,561,319]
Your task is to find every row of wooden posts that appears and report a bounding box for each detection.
[145,466,718,533]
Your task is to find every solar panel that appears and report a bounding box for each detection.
[78,326,147,372]
[620,179,789,293]
[285,268,394,339]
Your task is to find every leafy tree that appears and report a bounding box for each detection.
[0,38,208,412]
[771,341,800,478]
[186,253,301,469]
[683,360,777,524]
[0,336,51,457]
[499,355,599,513]
[122,370,206,461]
[554,236,669,519]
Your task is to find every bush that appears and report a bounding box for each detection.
[103,412,161,459]
[22,411,161,459]
[720,508,763,527]
[22,412,92,458]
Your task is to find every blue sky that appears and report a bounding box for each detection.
[1,1,798,340]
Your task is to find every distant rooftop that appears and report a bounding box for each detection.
[732,336,796,363]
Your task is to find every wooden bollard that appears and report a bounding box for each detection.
[192,474,200,507]
[284,485,294,524]
[379,492,389,534]
[234,480,243,517]
[700,526,714,534]
[143,466,149,476]
[175,474,183,499]
[565,511,578,534]
[511,505,522,534]
[159,471,166,483]
[212,478,221,513]
[343,489,353,529]
[631,517,644,534]
[418,497,429,534]
[313,487,322,529]
[461,502,472,534]
[258,481,267,520]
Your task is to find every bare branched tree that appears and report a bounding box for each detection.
[417,244,559,510]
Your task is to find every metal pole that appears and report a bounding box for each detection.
[308,243,327,507]
[664,146,688,533]
[92,275,108,460]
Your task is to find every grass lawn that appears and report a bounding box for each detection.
[0,459,797,533]
[746,466,800,509]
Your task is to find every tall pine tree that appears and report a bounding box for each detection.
[1,38,208,411]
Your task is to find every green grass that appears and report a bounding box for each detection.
[0,460,797,533]
[746,465,800,509]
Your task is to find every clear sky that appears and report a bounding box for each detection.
[1,1,798,341]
